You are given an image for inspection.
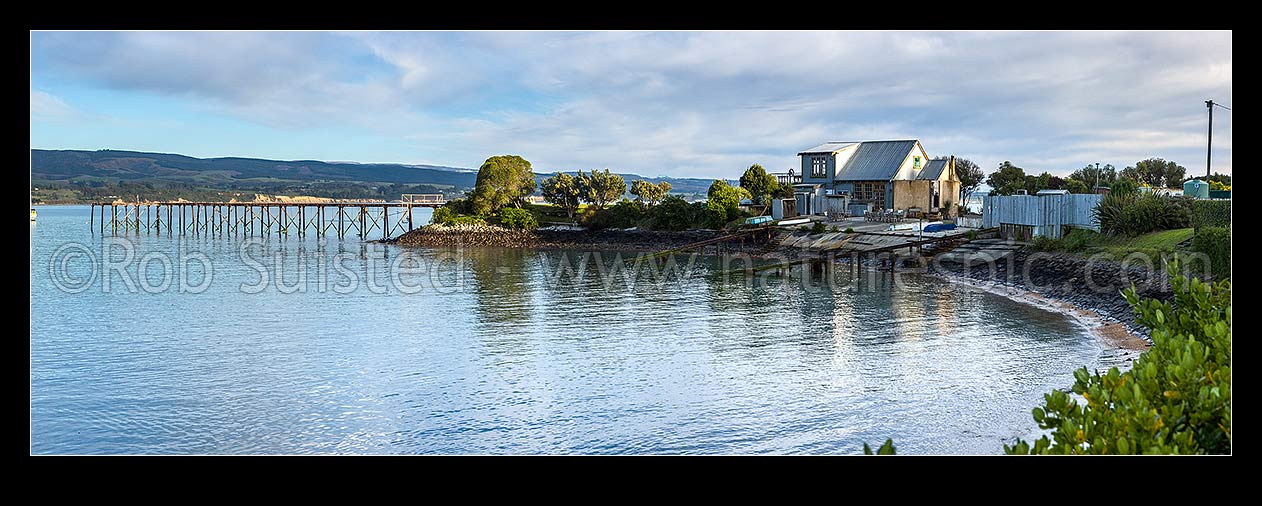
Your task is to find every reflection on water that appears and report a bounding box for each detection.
[30,205,1111,454]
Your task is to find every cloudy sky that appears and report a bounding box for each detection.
[30,31,1232,178]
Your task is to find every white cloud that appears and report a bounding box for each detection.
[30,30,1233,177]
[30,89,76,122]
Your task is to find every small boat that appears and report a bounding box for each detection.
[889,221,956,232]
[745,215,773,225]
[30,208,37,221]
[777,217,811,226]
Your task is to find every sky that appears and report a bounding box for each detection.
[30,31,1232,179]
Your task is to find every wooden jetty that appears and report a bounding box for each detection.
[89,194,445,240]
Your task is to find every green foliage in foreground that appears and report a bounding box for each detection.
[865,257,1231,455]
[1190,200,1231,230]
[1191,226,1231,279]
[863,439,896,455]
[1006,258,1231,454]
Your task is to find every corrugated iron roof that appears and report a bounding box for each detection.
[835,140,918,181]
[917,158,949,180]
[797,142,857,155]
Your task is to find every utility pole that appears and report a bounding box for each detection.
[1206,100,1213,179]
[1205,100,1232,179]
[1095,162,1100,191]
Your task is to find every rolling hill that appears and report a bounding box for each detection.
[30,149,719,195]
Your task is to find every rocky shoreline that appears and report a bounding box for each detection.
[924,249,1172,345]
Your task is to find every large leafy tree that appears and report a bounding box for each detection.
[576,169,626,210]
[705,179,751,228]
[1068,163,1117,190]
[738,163,779,205]
[955,157,985,204]
[985,161,1027,196]
[1022,172,1062,194]
[629,179,671,208]
[539,172,582,219]
[470,155,536,215]
[1121,158,1187,188]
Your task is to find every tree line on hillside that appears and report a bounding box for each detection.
[981,157,1213,197]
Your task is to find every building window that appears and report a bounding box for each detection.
[853,181,887,210]
[914,156,921,169]
[810,156,827,178]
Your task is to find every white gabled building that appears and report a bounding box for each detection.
[791,139,961,216]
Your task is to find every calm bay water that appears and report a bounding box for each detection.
[30,205,1117,454]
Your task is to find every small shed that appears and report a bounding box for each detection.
[771,198,799,220]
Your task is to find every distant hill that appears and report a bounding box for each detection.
[30,149,717,195]
[31,149,477,187]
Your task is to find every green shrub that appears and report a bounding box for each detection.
[1190,200,1231,229]
[496,207,538,230]
[1095,193,1189,236]
[453,215,488,226]
[1006,257,1231,454]
[432,200,489,226]
[810,222,827,235]
[1191,226,1231,279]
[1109,178,1139,196]
[1031,235,1060,251]
[645,195,702,231]
[444,198,475,215]
[1060,228,1099,253]
[582,199,649,230]
[431,206,457,225]
[965,230,979,240]
[844,227,855,234]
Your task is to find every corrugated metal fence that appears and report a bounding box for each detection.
[982,193,1101,239]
